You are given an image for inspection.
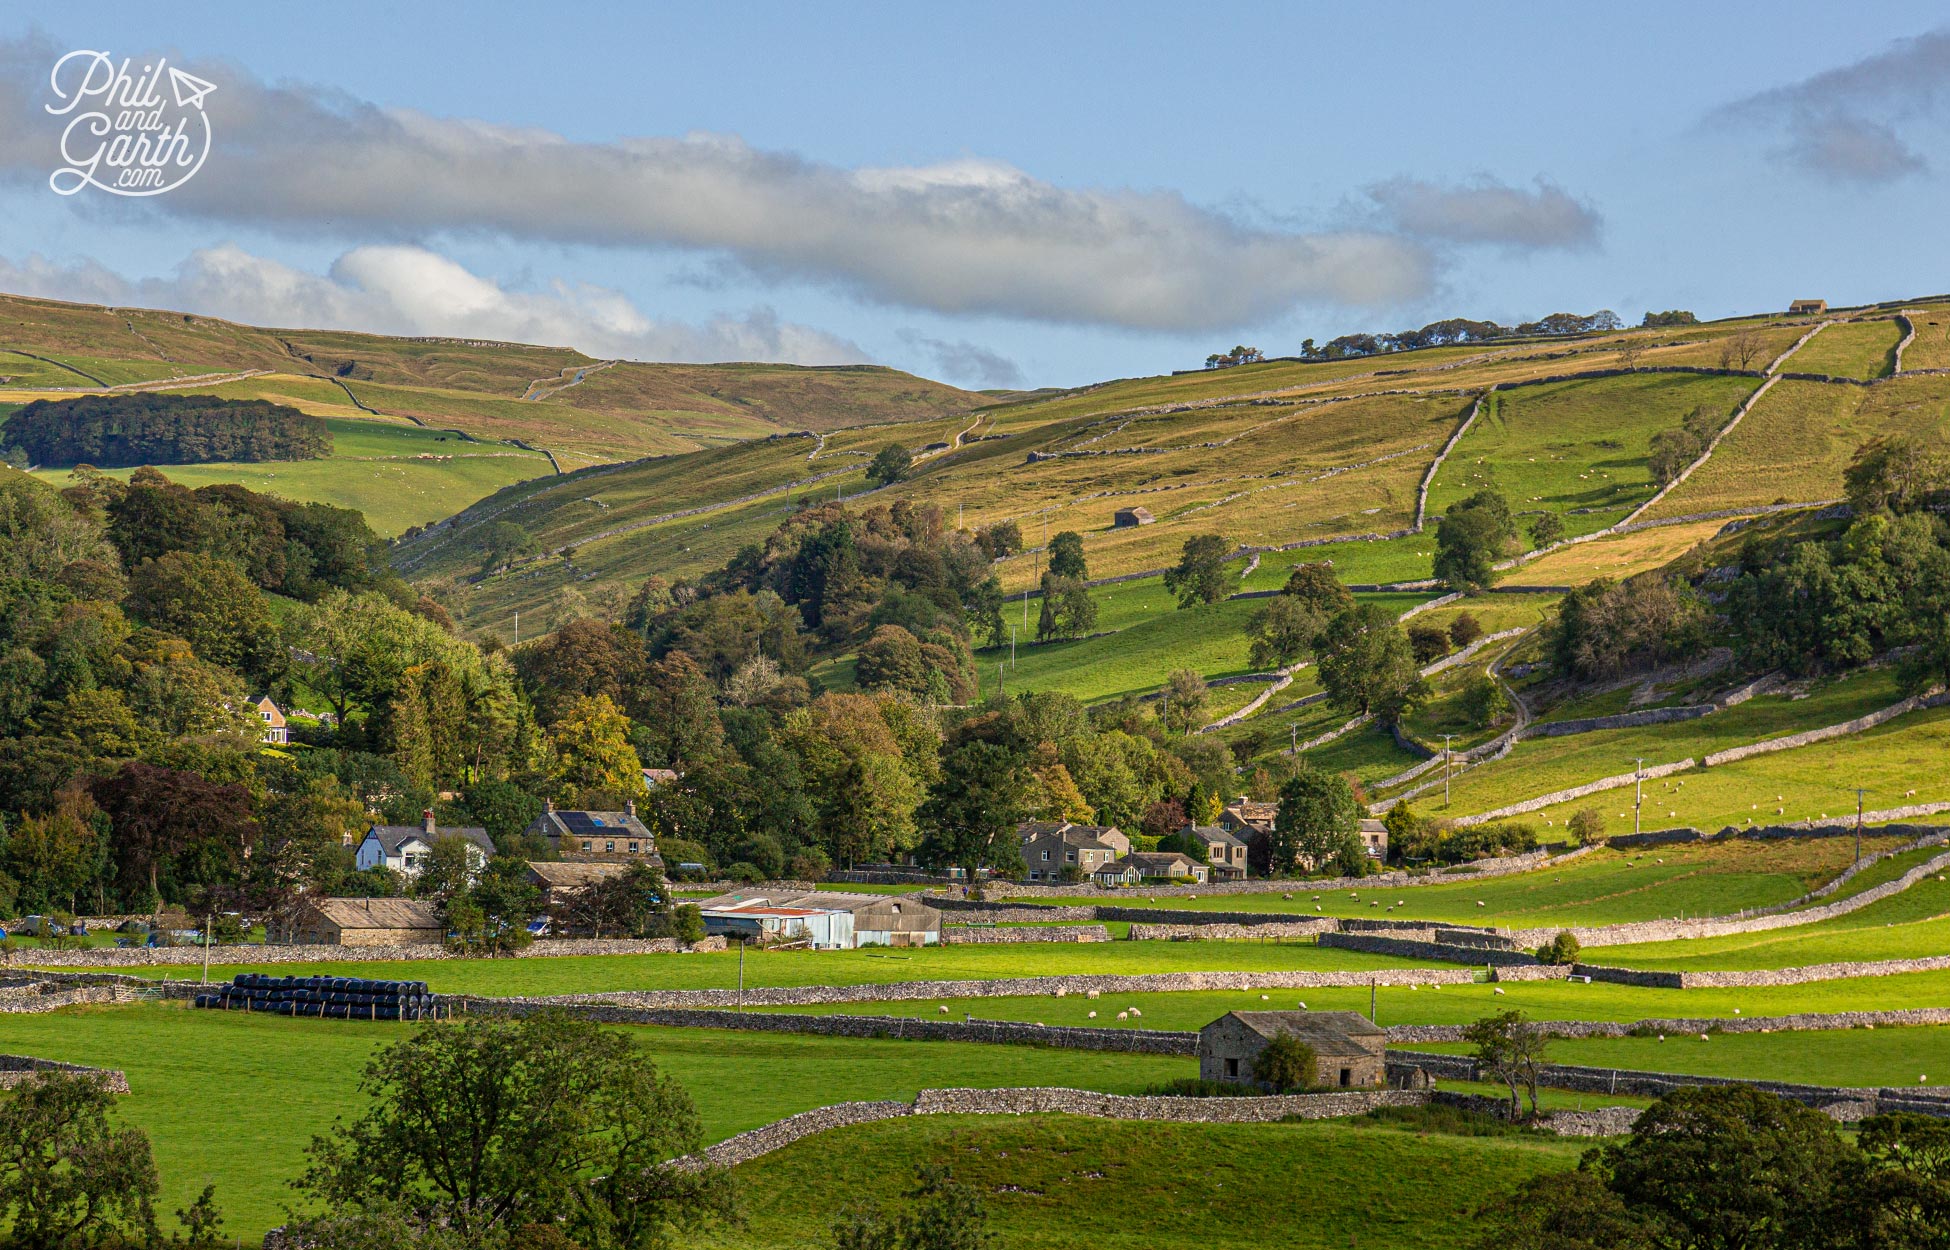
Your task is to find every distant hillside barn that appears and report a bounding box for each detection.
[2,393,332,467]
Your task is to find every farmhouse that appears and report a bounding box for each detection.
[524,800,662,866]
[355,812,495,879]
[1019,820,1131,881]
[1180,824,1249,880]
[1788,298,1827,315]
[252,696,287,745]
[291,897,443,947]
[696,889,941,948]
[1197,1011,1387,1089]
[1112,506,1155,528]
[1091,859,1143,887]
[1357,817,1388,860]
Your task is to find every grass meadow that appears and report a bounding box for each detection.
[1788,319,1904,380]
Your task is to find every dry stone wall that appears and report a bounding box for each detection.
[1703,689,1950,766]
[942,925,1111,944]
[1320,932,1541,966]
[3,935,724,969]
[0,1053,129,1093]
[1390,1049,1950,1120]
[978,848,1559,900]
[1577,954,1950,990]
[1386,1005,1950,1044]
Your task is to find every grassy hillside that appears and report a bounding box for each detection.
[0,291,985,489]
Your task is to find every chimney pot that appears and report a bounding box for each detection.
[423,808,436,835]
[545,797,554,813]
[626,799,637,819]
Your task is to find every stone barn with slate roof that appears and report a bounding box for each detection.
[1197,1011,1387,1089]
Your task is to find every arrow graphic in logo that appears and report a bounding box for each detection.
[168,66,217,110]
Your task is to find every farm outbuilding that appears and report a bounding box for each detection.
[1112,507,1155,528]
[291,898,444,947]
[1197,1011,1386,1090]
[696,890,940,948]
[1788,299,1827,315]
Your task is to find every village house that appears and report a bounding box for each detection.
[1113,850,1209,883]
[1180,823,1249,880]
[253,696,287,745]
[524,800,663,866]
[1092,858,1144,887]
[1018,820,1131,882]
[355,811,495,879]
[1111,506,1155,528]
[291,897,444,947]
[1217,800,1389,871]
[641,767,680,788]
[696,889,941,948]
[1788,298,1827,315]
[1197,1011,1387,1089]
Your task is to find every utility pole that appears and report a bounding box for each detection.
[1289,722,1298,757]
[202,913,211,984]
[1633,758,1645,836]
[1369,977,1376,1024]
[512,609,519,646]
[1010,625,1016,667]
[1856,788,1866,864]
[1441,733,1456,808]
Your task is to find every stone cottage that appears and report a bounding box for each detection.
[292,897,444,947]
[1112,506,1154,527]
[1018,820,1130,882]
[1197,1010,1386,1089]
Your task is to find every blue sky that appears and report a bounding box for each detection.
[3,2,1949,388]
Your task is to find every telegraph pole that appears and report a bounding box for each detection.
[1441,733,1456,808]
[1289,723,1298,757]
[1010,625,1016,667]
[1633,758,1645,835]
[1856,788,1866,864]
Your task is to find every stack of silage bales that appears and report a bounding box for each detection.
[192,973,439,1020]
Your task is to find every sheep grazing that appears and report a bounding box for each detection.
[1087,989,1101,1000]
[1088,1010,1097,1019]
[1260,994,1270,1001]
[1658,1035,1666,1042]
[1476,901,1486,907]
[1129,1008,1142,1018]
[938,1005,949,1014]
[1117,1011,1129,1020]
[1370,901,1380,908]
[1283,893,1293,900]
[1733,1008,1741,1014]
[1922,1075,1930,1083]
[1492,987,1506,995]
[1699,1034,1709,1042]
[1054,988,1067,998]
[1297,1001,1307,1009]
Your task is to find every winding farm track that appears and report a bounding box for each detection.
[521,360,618,402]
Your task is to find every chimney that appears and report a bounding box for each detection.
[423,808,436,835]
[625,799,637,819]
[545,797,554,813]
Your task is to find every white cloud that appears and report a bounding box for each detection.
[0,34,1451,331]
[1711,28,1950,183]
[898,332,1024,388]
[1365,177,1601,249]
[0,244,869,365]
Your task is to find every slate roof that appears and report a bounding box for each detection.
[363,825,495,856]
[304,898,442,930]
[1216,1010,1384,1056]
[526,861,627,889]
[1186,824,1246,849]
[528,810,653,842]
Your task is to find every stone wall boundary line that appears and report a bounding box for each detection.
[1619,374,1777,527]
[1415,392,1485,532]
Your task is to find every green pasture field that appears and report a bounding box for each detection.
[768,967,1950,1034]
[1502,700,1950,835]
[1423,666,1910,816]
[1788,319,1904,380]
[1412,1024,1950,1091]
[1902,308,1950,371]
[0,1004,1190,1236]
[1425,373,1761,538]
[1587,864,1950,970]
[97,937,1439,997]
[27,416,553,537]
[1644,374,1950,520]
[709,1112,1585,1250]
[1007,834,1899,928]
[1511,519,1728,586]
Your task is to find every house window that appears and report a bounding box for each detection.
[605,840,615,852]
[582,840,592,851]
[1066,851,1076,862]
[1224,1057,1239,1078]
[628,841,638,852]
[1040,851,1049,861]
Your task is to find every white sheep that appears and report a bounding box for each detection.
[1117,1010,1129,1020]
[1476,901,1486,907]
[1699,1033,1709,1042]
[1658,1035,1666,1042]
[1297,1001,1307,1009]
[1922,1075,1930,1083]
[1088,1010,1097,1019]
[1492,987,1505,995]
[1130,1008,1142,1018]
[1733,1008,1741,1014]
[938,1005,949,1014]
[1283,894,1293,900]
[1087,989,1100,1000]
[1260,994,1270,1001]
[1054,988,1067,998]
